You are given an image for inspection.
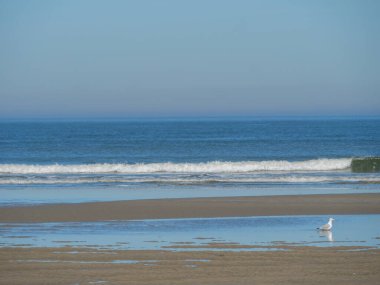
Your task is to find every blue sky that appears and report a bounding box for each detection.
[0,0,379,118]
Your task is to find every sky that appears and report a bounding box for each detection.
[0,0,379,119]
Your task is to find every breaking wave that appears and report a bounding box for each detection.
[0,175,379,185]
[0,158,352,174]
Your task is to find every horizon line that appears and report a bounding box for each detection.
[1,115,380,122]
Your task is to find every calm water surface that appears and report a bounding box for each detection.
[1,215,379,251]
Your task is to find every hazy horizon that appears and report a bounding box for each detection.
[1,0,379,119]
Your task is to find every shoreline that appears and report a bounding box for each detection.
[1,193,380,223]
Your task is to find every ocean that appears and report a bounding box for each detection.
[1,118,379,205]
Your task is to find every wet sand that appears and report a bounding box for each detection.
[1,246,379,285]
[1,193,380,223]
[1,193,380,284]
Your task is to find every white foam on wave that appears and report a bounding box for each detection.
[0,158,352,174]
[1,176,379,185]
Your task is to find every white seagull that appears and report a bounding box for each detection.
[317,218,335,231]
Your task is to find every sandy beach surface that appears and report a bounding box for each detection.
[1,193,380,284]
[1,193,380,223]
[1,246,379,285]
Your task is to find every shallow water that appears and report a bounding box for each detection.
[15,259,159,265]
[1,183,380,206]
[1,215,379,251]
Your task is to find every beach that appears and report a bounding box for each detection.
[1,246,379,285]
[1,193,380,284]
[1,193,380,223]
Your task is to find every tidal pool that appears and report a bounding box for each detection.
[1,215,379,251]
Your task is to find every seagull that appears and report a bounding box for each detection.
[317,218,335,231]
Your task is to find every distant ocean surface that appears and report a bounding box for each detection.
[1,119,379,205]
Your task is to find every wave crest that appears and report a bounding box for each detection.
[0,158,352,174]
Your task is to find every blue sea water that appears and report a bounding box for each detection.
[0,118,379,205]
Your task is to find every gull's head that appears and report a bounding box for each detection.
[329,217,335,222]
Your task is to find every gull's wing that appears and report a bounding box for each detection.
[319,223,331,230]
